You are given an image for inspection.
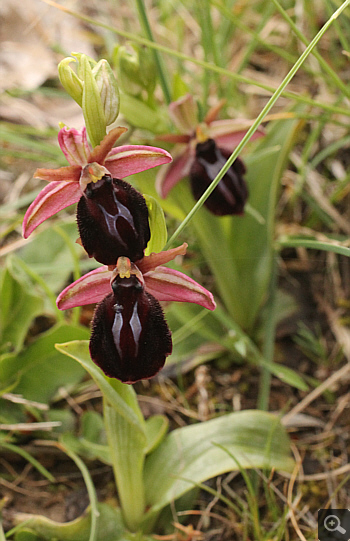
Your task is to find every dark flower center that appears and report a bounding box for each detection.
[89,273,172,384]
[77,176,151,265]
[190,138,248,216]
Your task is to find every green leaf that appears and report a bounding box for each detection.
[60,411,111,464]
[19,222,85,295]
[56,341,148,531]
[60,432,111,465]
[104,401,146,531]
[0,324,89,403]
[143,410,294,518]
[13,503,126,541]
[144,415,169,454]
[14,530,41,541]
[119,93,168,133]
[168,302,308,390]
[0,258,43,353]
[55,341,146,433]
[144,194,167,255]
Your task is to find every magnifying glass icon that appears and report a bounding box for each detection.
[324,515,347,534]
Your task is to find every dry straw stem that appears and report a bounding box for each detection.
[287,445,309,541]
[283,361,350,426]
[0,422,61,431]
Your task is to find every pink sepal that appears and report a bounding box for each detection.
[138,243,188,274]
[144,266,216,311]
[156,133,191,144]
[22,180,82,238]
[56,266,110,310]
[104,145,172,179]
[155,147,192,198]
[87,127,128,164]
[58,126,90,165]
[169,94,198,134]
[208,120,265,151]
[34,165,82,183]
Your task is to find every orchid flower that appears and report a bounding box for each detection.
[22,125,172,240]
[156,94,264,215]
[57,243,216,383]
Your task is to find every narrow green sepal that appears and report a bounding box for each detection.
[144,194,167,255]
[79,54,107,147]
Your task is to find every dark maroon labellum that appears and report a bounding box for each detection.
[189,138,248,216]
[77,176,151,265]
[89,273,172,383]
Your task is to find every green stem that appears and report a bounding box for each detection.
[165,0,350,248]
[257,254,278,411]
[134,0,171,104]
[103,399,146,531]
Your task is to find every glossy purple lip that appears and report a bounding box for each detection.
[77,176,151,265]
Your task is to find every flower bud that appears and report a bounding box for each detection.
[58,54,121,147]
[92,59,120,125]
[89,264,172,383]
[114,44,156,97]
[190,138,248,216]
[58,57,83,106]
[77,175,151,265]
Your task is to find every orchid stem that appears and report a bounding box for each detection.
[134,0,172,104]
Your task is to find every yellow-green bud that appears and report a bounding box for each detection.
[58,57,83,106]
[57,53,121,147]
[92,60,120,125]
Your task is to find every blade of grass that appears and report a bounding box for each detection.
[278,237,350,257]
[165,0,350,248]
[0,441,55,482]
[236,1,276,74]
[196,0,221,103]
[58,441,99,541]
[271,0,350,99]
[212,443,262,539]
[325,0,350,50]
[134,0,172,104]
[212,0,298,65]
